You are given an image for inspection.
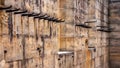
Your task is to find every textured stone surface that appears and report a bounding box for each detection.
[0,0,109,68]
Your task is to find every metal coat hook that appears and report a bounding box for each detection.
[46,17,54,21]
[52,18,58,22]
[88,47,96,52]
[55,18,61,22]
[97,29,104,31]
[96,25,113,33]
[102,30,112,33]
[21,12,40,17]
[34,14,47,18]
[84,19,97,23]
[61,19,65,22]
[0,5,12,10]
[46,17,60,22]
[28,13,40,17]
[14,10,28,14]
[76,24,92,28]
[96,26,108,28]
[46,17,55,21]
[56,19,65,22]
[39,15,50,20]
[97,29,112,33]
[6,8,20,12]
[21,13,34,16]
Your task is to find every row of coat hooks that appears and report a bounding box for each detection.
[75,20,113,33]
[0,5,113,33]
[0,5,65,22]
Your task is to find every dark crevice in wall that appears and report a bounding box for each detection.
[8,13,13,42]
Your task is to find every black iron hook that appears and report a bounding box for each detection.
[14,10,27,14]
[39,15,50,20]
[97,29,112,33]
[21,13,33,16]
[56,19,65,22]
[52,18,58,22]
[0,5,12,10]
[76,24,92,28]
[6,8,20,12]
[46,17,54,21]
[88,47,96,52]
[28,13,40,17]
[34,14,47,18]
[96,26,108,28]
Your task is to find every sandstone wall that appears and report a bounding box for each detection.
[0,0,109,68]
